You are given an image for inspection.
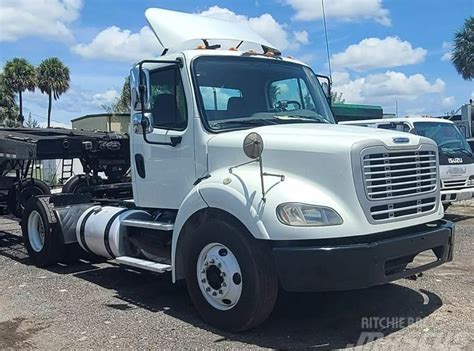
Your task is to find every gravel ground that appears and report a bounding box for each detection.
[0,207,473,350]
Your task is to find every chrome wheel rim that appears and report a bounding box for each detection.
[28,210,45,252]
[196,243,242,311]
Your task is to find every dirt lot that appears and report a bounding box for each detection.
[0,206,473,350]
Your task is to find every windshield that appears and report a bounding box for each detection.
[193,56,335,131]
[414,121,472,154]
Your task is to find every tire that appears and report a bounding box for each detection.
[21,196,65,267]
[62,174,93,195]
[185,216,278,332]
[7,178,51,218]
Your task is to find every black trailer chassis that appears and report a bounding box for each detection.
[0,127,131,217]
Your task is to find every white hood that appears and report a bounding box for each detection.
[205,123,430,178]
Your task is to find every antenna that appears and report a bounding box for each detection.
[322,0,332,82]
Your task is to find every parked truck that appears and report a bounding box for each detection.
[20,8,455,331]
[341,117,474,208]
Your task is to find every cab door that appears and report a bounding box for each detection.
[131,59,195,209]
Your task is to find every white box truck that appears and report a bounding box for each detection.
[341,117,474,207]
[20,8,454,331]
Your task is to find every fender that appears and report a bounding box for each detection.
[171,186,208,282]
[171,173,270,282]
[198,182,270,240]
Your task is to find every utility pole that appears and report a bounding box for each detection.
[321,0,332,82]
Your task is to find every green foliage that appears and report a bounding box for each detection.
[25,112,40,128]
[36,57,70,127]
[101,76,131,114]
[115,76,131,113]
[0,73,20,127]
[3,57,36,123]
[331,91,345,104]
[452,16,474,81]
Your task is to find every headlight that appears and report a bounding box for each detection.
[468,176,474,186]
[277,203,343,227]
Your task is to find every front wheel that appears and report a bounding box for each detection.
[185,217,278,332]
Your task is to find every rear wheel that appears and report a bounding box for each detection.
[62,174,95,195]
[185,217,278,332]
[21,196,65,267]
[7,178,50,218]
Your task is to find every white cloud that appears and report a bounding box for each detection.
[39,120,71,128]
[284,0,390,26]
[90,89,119,106]
[441,52,451,62]
[293,30,309,44]
[297,53,317,64]
[333,71,445,104]
[0,0,82,42]
[441,42,452,62]
[23,85,121,119]
[441,96,455,108]
[442,41,451,50]
[198,6,306,51]
[72,26,161,62]
[331,37,427,71]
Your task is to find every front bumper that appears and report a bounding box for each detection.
[272,220,454,292]
[441,187,474,203]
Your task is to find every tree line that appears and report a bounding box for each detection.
[0,57,70,128]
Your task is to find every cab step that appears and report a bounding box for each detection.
[121,219,174,231]
[114,256,172,273]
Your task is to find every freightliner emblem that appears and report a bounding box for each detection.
[393,137,409,143]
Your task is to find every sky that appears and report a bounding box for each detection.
[0,0,473,126]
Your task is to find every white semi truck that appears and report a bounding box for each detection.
[21,8,454,331]
[341,117,474,207]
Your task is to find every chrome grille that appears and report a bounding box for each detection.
[442,178,468,190]
[363,150,438,200]
[370,197,437,221]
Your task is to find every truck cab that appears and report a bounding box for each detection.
[341,117,474,206]
[21,8,455,332]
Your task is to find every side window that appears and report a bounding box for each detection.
[149,67,187,130]
[378,123,410,132]
[269,78,315,111]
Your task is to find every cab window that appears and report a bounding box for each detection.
[269,78,316,111]
[149,67,187,130]
[378,122,410,133]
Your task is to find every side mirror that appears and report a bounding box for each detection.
[139,69,152,111]
[315,74,332,106]
[132,113,153,134]
[243,132,264,159]
[130,68,151,112]
[321,82,330,99]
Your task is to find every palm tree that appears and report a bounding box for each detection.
[451,16,473,81]
[3,58,36,124]
[0,73,20,127]
[36,57,70,127]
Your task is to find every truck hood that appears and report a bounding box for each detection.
[206,123,426,173]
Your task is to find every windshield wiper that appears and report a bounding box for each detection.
[211,119,276,129]
[451,147,473,157]
[273,114,330,124]
[440,147,473,157]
